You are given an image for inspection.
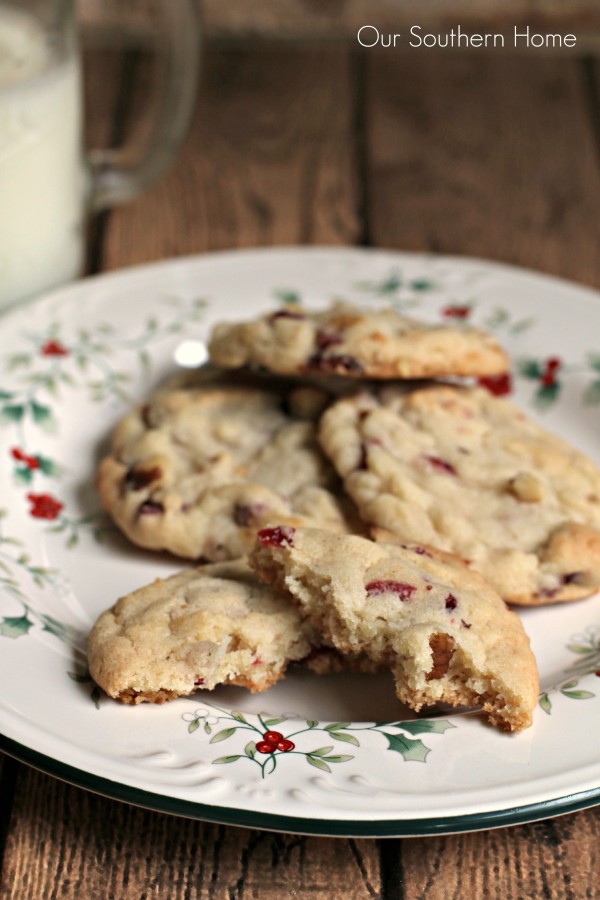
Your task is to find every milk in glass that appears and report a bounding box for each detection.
[0,4,85,308]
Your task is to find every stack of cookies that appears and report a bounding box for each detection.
[89,304,600,732]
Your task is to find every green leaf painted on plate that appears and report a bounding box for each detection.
[263,717,287,727]
[561,680,578,690]
[510,318,534,334]
[535,383,561,408]
[13,467,33,486]
[274,289,301,305]
[561,690,595,700]
[306,720,318,729]
[0,614,34,638]
[583,380,600,405]
[538,693,552,715]
[230,710,247,724]
[567,644,596,655]
[37,456,60,476]
[323,755,353,764]
[381,731,430,762]
[518,359,542,379]
[0,404,25,423]
[308,746,334,757]
[410,279,434,292]
[67,670,92,683]
[29,401,54,428]
[210,727,236,743]
[378,274,402,293]
[204,721,212,735]
[324,722,351,732]
[306,756,331,773]
[328,731,360,746]
[393,719,456,736]
[188,718,200,734]
[245,741,257,759]
[213,755,242,764]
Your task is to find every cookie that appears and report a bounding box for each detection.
[96,376,355,560]
[88,559,320,703]
[250,526,539,731]
[319,384,600,604]
[208,302,509,379]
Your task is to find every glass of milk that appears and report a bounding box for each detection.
[0,0,200,310]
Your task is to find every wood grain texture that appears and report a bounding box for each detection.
[77,0,600,43]
[0,766,379,900]
[202,0,600,39]
[366,52,600,289]
[101,47,361,269]
[396,811,600,899]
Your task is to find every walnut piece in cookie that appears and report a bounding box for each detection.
[87,559,320,703]
[318,384,600,605]
[208,302,509,379]
[250,527,539,732]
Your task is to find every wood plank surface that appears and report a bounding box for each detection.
[366,52,600,289]
[101,47,360,269]
[77,0,600,43]
[2,42,600,900]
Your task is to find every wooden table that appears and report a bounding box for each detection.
[1,41,600,900]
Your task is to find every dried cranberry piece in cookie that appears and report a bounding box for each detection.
[423,455,457,476]
[257,526,296,548]
[365,580,416,600]
[307,353,364,374]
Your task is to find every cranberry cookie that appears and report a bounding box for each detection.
[96,377,355,560]
[208,303,509,379]
[250,527,539,731]
[319,384,600,604]
[88,559,321,703]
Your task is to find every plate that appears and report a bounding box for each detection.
[1,247,599,837]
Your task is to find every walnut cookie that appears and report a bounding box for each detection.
[318,383,600,605]
[208,302,509,379]
[250,526,539,732]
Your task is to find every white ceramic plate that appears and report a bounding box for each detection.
[1,248,599,837]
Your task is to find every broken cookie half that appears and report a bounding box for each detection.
[88,559,320,703]
[250,527,539,732]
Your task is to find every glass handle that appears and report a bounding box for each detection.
[87,0,200,211]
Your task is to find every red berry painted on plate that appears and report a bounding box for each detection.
[442,304,471,319]
[40,339,68,357]
[256,741,276,754]
[263,731,283,743]
[27,493,63,520]
[276,739,295,752]
[11,447,40,470]
[365,580,416,600]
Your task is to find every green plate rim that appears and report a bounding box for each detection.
[1,734,598,837]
